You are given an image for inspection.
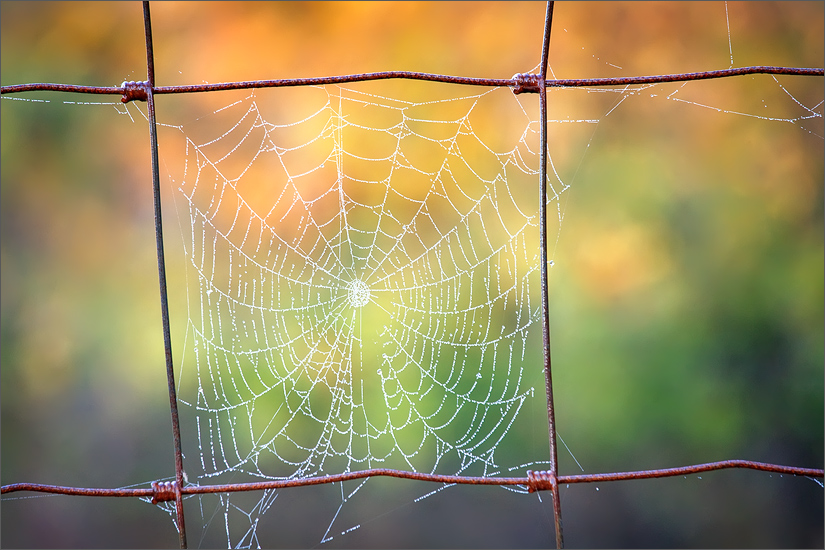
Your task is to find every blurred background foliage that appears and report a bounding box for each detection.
[1,1,822,548]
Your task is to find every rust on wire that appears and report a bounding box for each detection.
[121,80,149,103]
[512,72,543,94]
[2,66,823,100]
[3,460,822,499]
[557,460,825,484]
[536,2,564,548]
[141,1,187,548]
[1,83,123,95]
[151,481,177,505]
[2,483,154,498]
[527,470,556,493]
[546,66,824,87]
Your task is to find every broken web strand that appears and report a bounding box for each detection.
[724,1,734,69]
[169,82,564,546]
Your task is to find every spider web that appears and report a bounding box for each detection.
[169,83,563,547]
[156,68,824,548]
[0,2,822,548]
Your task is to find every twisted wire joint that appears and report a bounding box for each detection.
[151,480,176,505]
[527,470,556,493]
[121,80,149,103]
[511,73,542,94]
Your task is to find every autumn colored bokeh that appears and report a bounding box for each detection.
[2,2,823,548]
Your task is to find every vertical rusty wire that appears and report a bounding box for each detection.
[142,2,188,548]
[537,1,563,548]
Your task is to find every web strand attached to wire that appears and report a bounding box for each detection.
[171,83,564,546]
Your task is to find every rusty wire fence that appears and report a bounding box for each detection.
[2,1,823,548]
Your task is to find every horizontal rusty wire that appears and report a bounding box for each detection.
[3,460,823,501]
[1,66,823,102]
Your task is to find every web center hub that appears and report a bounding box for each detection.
[346,279,370,307]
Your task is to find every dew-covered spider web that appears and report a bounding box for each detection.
[1,1,823,548]
[165,83,566,547]
[144,58,825,545]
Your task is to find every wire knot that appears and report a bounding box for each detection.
[526,470,555,493]
[121,80,149,103]
[511,73,542,94]
[151,480,177,504]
